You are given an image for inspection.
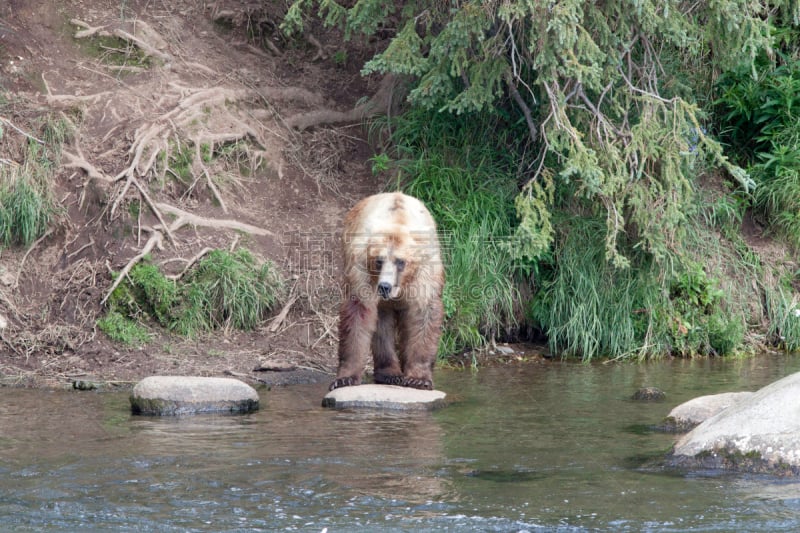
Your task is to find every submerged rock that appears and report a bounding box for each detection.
[130,376,259,416]
[668,371,800,474]
[661,391,753,432]
[631,387,666,401]
[322,384,446,410]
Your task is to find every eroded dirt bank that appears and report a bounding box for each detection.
[0,0,396,387]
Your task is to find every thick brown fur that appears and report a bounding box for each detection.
[330,192,444,391]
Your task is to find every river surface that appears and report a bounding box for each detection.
[3,354,800,531]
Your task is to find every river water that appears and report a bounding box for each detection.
[3,354,800,531]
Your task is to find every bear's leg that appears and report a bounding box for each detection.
[400,298,444,390]
[330,296,378,391]
[372,306,403,385]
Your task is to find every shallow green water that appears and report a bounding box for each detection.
[3,354,800,531]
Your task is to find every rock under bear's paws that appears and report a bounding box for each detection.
[402,377,433,390]
[329,376,360,391]
[374,373,404,386]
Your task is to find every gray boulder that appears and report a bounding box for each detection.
[669,371,800,473]
[322,384,446,411]
[130,376,259,416]
[662,391,753,432]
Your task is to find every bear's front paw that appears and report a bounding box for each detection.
[329,376,360,391]
[402,377,433,390]
[373,372,404,386]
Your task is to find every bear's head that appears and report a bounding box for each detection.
[366,230,416,300]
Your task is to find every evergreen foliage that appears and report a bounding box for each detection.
[715,26,800,248]
[283,0,771,267]
[284,1,800,359]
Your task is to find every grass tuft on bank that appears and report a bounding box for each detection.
[375,109,523,359]
[99,248,284,344]
[0,117,69,248]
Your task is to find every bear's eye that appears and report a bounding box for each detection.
[395,258,406,271]
[374,257,384,271]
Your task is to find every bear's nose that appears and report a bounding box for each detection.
[377,282,392,299]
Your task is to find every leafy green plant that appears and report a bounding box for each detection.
[332,49,347,66]
[668,263,744,357]
[368,152,391,175]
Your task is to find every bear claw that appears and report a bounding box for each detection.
[373,373,404,386]
[402,377,433,390]
[329,376,360,391]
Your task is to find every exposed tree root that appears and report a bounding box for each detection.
[101,231,163,306]
[165,246,213,281]
[268,281,299,333]
[153,203,274,237]
[9,5,370,371]
[285,74,399,130]
[0,115,45,144]
[63,149,109,184]
[71,18,173,62]
[101,202,274,305]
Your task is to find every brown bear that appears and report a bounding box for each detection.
[330,192,444,391]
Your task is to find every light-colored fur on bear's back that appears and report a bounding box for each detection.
[345,192,436,236]
[343,192,441,267]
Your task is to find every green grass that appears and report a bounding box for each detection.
[529,216,667,360]
[764,276,800,352]
[173,248,284,334]
[378,108,522,357]
[0,117,69,248]
[0,168,53,247]
[97,311,151,346]
[530,215,748,361]
[100,248,285,342]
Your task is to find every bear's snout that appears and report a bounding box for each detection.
[377,281,392,299]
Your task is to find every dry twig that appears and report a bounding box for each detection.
[14,229,54,289]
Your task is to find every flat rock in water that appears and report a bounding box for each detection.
[322,384,446,411]
[130,376,259,416]
[663,391,753,432]
[669,371,800,472]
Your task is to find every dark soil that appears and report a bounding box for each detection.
[0,0,391,388]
